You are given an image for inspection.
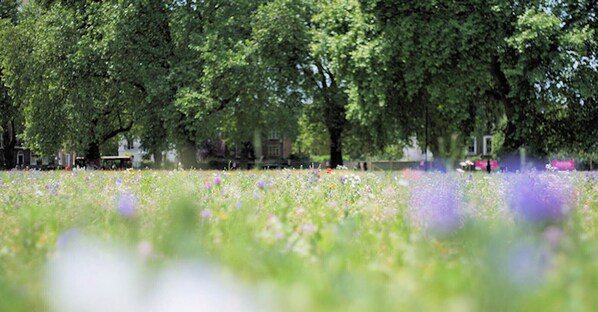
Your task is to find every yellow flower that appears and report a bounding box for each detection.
[218,212,229,221]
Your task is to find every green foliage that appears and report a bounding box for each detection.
[0,1,23,168]
[0,1,172,158]
[0,0,18,23]
[321,0,596,159]
[166,0,302,161]
[0,0,596,164]
[294,112,329,156]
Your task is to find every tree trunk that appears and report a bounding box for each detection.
[253,129,263,169]
[502,106,524,155]
[85,142,101,168]
[180,139,198,169]
[328,127,343,168]
[489,56,523,156]
[153,151,163,169]
[1,121,16,169]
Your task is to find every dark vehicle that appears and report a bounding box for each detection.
[75,157,86,169]
[100,156,133,170]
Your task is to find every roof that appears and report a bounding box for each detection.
[101,156,133,160]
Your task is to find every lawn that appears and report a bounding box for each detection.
[0,169,597,311]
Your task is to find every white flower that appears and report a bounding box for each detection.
[46,236,262,312]
[47,238,142,312]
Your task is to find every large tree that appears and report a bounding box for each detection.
[320,0,507,158]
[167,0,302,168]
[0,0,22,168]
[324,0,596,159]
[0,0,172,163]
[499,1,597,156]
[250,0,352,168]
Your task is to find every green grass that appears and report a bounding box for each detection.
[0,169,597,311]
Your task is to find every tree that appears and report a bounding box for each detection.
[113,0,174,168]
[0,0,21,168]
[320,0,505,159]
[500,1,597,156]
[0,0,173,164]
[250,0,353,168]
[167,0,303,168]
[325,0,596,160]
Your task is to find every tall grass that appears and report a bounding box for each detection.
[0,169,596,311]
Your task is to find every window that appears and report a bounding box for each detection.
[268,130,280,140]
[17,152,24,165]
[483,135,492,155]
[126,139,134,150]
[267,144,281,158]
[466,137,477,155]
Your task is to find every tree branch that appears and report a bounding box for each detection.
[100,121,134,145]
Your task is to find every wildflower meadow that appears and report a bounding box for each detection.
[1,169,597,311]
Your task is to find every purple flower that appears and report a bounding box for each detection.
[213,175,221,185]
[409,176,461,236]
[116,178,123,184]
[543,226,563,249]
[504,241,550,287]
[339,175,346,183]
[117,193,137,218]
[57,229,79,249]
[205,182,212,189]
[302,223,317,234]
[200,209,212,220]
[507,174,571,223]
[257,180,266,189]
[137,240,153,258]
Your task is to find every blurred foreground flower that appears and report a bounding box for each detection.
[56,229,79,249]
[47,238,143,312]
[213,175,222,185]
[200,208,212,221]
[257,180,266,189]
[409,176,461,236]
[46,237,261,312]
[117,193,137,218]
[496,240,551,288]
[507,174,572,223]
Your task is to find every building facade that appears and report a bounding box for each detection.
[0,133,76,169]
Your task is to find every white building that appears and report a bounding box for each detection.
[399,137,433,162]
[118,138,177,169]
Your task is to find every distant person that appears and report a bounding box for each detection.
[354,162,361,171]
[363,162,368,171]
[486,159,491,174]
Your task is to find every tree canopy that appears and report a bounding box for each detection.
[333,0,596,159]
[0,0,595,167]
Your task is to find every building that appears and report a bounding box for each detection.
[464,135,494,158]
[0,133,76,169]
[118,138,177,169]
[0,135,33,169]
[118,131,294,169]
[399,137,433,162]
[264,130,293,160]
